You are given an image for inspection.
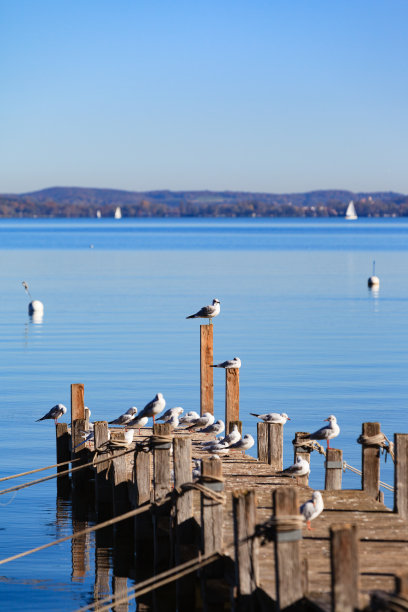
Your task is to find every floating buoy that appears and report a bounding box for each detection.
[368,260,380,288]
[28,300,44,315]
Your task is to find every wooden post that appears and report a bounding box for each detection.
[396,571,408,598]
[153,423,172,502]
[325,448,343,490]
[361,422,380,499]
[330,524,359,612]
[268,423,283,471]
[133,449,154,611]
[273,487,303,609]
[72,418,92,489]
[111,450,130,517]
[132,450,151,508]
[94,421,112,512]
[232,489,259,610]
[84,406,90,430]
[229,420,242,436]
[293,432,311,487]
[225,368,240,431]
[200,325,214,416]
[71,383,85,431]
[394,433,408,519]
[257,422,268,463]
[173,438,197,612]
[56,422,71,496]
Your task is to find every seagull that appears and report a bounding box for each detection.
[36,404,67,425]
[166,414,180,430]
[205,445,230,456]
[179,411,200,426]
[128,415,149,435]
[277,456,310,483]
[199,419,225,436]
[305,415,340,448]
[186,412,214,431]
[108,406,138,427]
[221,424,241,446]
[250,412,290,424]
[300,491,324,531]
[229,434,255,455]
[137,393,166,425]
[186,298,220,324]
[158,406,184,422]
[75,429,111,450]
[211,357,241,369]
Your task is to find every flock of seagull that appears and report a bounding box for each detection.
[35,298,340,529]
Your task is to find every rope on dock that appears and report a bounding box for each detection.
[0,457,82,483]
[357,432,395,462]
[74,550,222,612]
[343,462,394,492]
[293,439,326,456]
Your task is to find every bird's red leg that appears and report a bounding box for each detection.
[327,439,331,449]
[307,520,314,531]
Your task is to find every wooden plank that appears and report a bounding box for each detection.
[200,325,213,416]
[325,448,343,490]
[273,487,303,609]
[232,488,259,609]
[71,383,85,430]
[330,524,359,612]
[362,422,380,499]
[394,433,408,519]
[225,368,240,430]
[293,432,311,487]
[268,422,283,470]
[257,422,268,463]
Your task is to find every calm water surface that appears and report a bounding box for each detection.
[0,218,407,609]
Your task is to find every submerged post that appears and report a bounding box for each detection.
[293,432,311,487]
[200,325,213,416]
[330,524,359,612]
[361,422,380,499]
[225,368,239,431]
[232,489,259,610]
[325,448,343,490]
[394,433,408,519]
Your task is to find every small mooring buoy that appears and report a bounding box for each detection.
[368,260,380,288]
[28,300,44,315]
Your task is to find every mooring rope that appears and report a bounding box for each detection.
[357,432,395,462]
[0,457,82,483]
[343,462,394,492]
[293,439,326,456]
[75,550,222,612]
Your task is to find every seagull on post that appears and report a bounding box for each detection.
[186,298,220,324]
[36,404,67,425]
[304,415,340,449]
[211,357,241,369]
[250,412,290,424]
[277,456,310,483]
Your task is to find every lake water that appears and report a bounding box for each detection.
[1,217,407,609]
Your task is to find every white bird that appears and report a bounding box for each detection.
[109,406,138,427]
[203,440,230,452]
[199,419,224,436]
[220,424,241,446]
[305,415,340,449]
[211,357,241,369]
[300,491,324,531]
[128,415,149,435]
[186,298,220,324]
[75,429,111,450]
[137,393,166,424]
[186,412,214,431]
[192,459,201,480]
[36,404,67,425]
[158,406,184,422]
[205,445,230,456]
[229,434,255,454]
[179,411,200,426]
[250,412,291,424]
[166,414,180,430]
[277,456,310,482]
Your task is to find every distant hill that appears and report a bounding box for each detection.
[0,186,407,218]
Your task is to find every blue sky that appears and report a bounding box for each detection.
[1,0,407,194]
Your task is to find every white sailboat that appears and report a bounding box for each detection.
[114,206,122,219]
[345,200,357,220]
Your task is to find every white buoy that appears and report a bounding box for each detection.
[368,260,380,288]
[28,300,44,315]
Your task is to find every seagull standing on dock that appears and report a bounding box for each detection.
[178,411,200,426]
[229,433,255,455]
[36,404,67,425]
[186,412,214,431]
[277,456,310,483]
[300,491,324,530]
[211,357,241,369]
[250,412,290,424]
[186,299,220,324]
[158,406,184,422]
[199,419,225,436]
[108,407,138,427]
[305,415,340,448]
[137,393,166,425]
[128,414,149,435]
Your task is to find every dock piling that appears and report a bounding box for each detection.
[200,325,214,416]
[293,432,311,487]
[56,422,71,495]
[330,524,359,612]
[94,421,112,511]
[361,422,381,499]
[394,433,408,519]
[232,488,259,610]
[325,448,343,490]
[225,368,240,432]
[257,422,283,469]
[71,383,85,431]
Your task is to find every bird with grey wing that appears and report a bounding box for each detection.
[36,404,67,425]
[186,298,220,324]
[277,456,310,484]
[109,406,138,428]
[211,357,241,369]
[136,393,166,425]
[250,412,290,424]
[304,415,340,449]
[300,491,324,531]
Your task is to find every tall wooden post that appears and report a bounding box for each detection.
[268,423,283,470]
[225,368,239,431]
[133,449,153,612]
[94,421,112,513]
[325,448,343,490]
[293,432,311,487]
[232,489,259,611]
[330,524,359,612]
[71,383,85,431]
[394,433,408,519]
[200,325,213,416]
[361,422,381,499]
[173,438,197,612]
[56,422,71,496]
[257,422,268,463]
[111,450,130,517]
[273,487,303,609]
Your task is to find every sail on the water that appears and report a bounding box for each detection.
[345,200,357,220]
[114,206,122,219]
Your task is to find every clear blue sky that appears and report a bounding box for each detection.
[1,0,407,194]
